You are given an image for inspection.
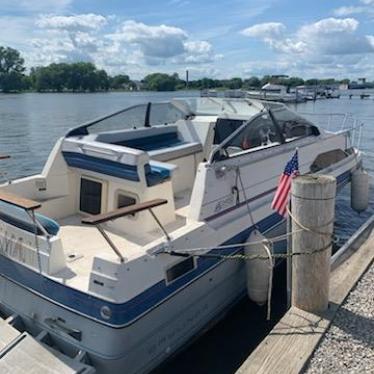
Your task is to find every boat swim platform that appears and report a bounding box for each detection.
[236,215,374,374]
[0,315,95,373]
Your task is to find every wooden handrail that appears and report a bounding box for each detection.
[82,198,168,225]
[0,191,41,210]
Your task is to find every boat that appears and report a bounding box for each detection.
[200,89,218,97]
[325,88,341,99]
[0,98,363,373]
[247,83,306,103]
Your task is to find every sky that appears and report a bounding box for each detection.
[0,0,373,80]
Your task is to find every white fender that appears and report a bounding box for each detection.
[244,229,272,305]
[351,169,369,213]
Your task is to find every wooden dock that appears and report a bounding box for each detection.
[0,315,95,373]
[236,215,374,374]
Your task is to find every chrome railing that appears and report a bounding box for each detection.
[297,112,371,149]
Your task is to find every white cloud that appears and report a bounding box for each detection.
[182,40,222,63]
[36,14,107,32]
[240,17,374,79]
[107,21,221,65]
[333,1,374,17]
[333,6,366,16]
[242,17,374,56]
[111,21,187,59]
[240,22,285,38]
[28,14,111,67]
[297,18,373,55]
[298,17,358,36]
[23,16,222,77]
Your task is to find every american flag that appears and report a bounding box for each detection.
[271,150,299,217]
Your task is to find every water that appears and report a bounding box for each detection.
[0,91,373,373]
[291,93,374,243]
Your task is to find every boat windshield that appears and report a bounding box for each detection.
[267,103,319,140]
[66,101,187,137]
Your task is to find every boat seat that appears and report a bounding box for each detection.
[0,201,60,236]
[145,161,178,186]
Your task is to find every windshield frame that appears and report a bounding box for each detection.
[65,101,189,137]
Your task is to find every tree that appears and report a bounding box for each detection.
[305,79,319,86]
[226,77,243,89]
[0,46,26,92]
[143,73,180,91]
[110,74,130,89]
[243,76,261,88]
[30,62,110,92]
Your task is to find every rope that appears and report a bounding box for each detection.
[162,239,332,261]
[161,229,303,255]
[286,205,334,238]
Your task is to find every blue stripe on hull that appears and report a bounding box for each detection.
[0,170,351,327]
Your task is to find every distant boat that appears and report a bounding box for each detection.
[246,83,305,103]
[224,89,246,98]
[325,88,340,99]
[200,89,218,97]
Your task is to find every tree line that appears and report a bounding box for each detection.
[0,45,363,93]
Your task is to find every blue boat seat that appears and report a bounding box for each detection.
[145,161,178,186]
[0,201,60,236]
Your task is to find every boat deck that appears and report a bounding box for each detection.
[52,213,186,292]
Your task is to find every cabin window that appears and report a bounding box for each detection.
[221,114,281,157]
[270,107,319,141]
[80,178,102,215]
[166,257,195,283]
[117,194,136,209]
[214,118,244,144]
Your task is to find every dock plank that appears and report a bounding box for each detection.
[236,221,374,374]
[0,333,95,374]
[0,319,21,351]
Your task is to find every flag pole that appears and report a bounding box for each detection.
[287,147,298,308]
[286,199,292,309]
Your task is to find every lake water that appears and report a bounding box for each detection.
[0,91,373,373]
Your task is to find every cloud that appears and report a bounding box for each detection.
[36,14,108,31]
[182,40,222,63]
[333,0,374,16]
[241,17,374,56]
[25,15,222,77]
[110,21,187,59]
[240,17,374,79]
[297,18,373,55]
[30,14,110,66]
[333,6,366,16]
[107,21,221,65]
[240,22,285,38]
[298,17,358,35]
